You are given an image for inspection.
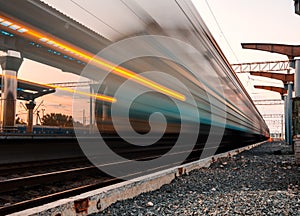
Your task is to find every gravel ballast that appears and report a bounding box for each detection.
[94,141,300,215]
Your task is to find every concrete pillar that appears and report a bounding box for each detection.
[284,95,289,143]
[287,82,293,145]
[93,83,109,121]
[102,104,109,120]
[295,59,300,97]
[26,101,36,133]
[281,114,284,139]
[102,89,110,121]
[0,50,23,132]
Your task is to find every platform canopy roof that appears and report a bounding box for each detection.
[0,75,55,101]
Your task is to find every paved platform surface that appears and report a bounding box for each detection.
[95,141,300,216]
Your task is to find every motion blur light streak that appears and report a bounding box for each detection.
[0,15,186,101]
[95,63,186,101]
[0,74,116,103]
[45,83,116,103]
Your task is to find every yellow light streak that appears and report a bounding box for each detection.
[0,74,116,103]
[45,83,116,103]
[0,15,186,101]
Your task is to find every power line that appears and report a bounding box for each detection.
[120,0,149,26]
[69,0,125,36]
[204,0,239,63]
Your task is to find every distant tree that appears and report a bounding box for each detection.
[73,120,84,127]
[42,113,74,127]
[16,116,26,125]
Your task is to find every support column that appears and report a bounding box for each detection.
[101,85,110,121]
[294,59,300,161]
[281,114,284,139]
[284,95,289,143]
[93,83,109,121]
[26,101,36,133]
[287,82,293,145]
[0,50,23,132]
[92,83,113,133]
[295,59,300,97]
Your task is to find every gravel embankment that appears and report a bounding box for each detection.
[94,141,300,216]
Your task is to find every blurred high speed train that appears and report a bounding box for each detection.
[0,0,269,150]
[88,0,269,147]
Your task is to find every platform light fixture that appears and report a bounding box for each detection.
[17,28,28,33]
[9,24,20,30]
[1,21,12,26]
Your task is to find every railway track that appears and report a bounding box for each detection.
[0,132,264,215]
[0,146,201,192]
[0,157,90,177]
[0,158,116,215]
[0,144,222,215]
[2,141,267,216]
[0,177,122,215]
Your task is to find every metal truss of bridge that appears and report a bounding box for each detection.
[262,114,284,119]
[253,99,284,105]
[231,60,290,73]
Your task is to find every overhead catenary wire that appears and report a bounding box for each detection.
[203,1,261,106]
[69,0,125,37]
[204,0,239,63]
